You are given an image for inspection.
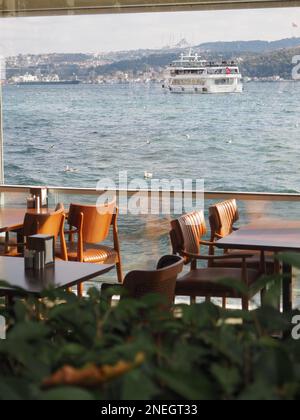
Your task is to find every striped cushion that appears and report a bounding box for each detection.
[62,243,118,264]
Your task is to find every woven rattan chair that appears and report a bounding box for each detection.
[209,199,277,274]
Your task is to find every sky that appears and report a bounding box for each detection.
[0,7,300,56]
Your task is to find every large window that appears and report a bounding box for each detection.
[1,7,300,194]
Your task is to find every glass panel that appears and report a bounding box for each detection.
[1,5,300,310]
[47,189,300,306]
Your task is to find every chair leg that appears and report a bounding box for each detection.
[4,232,9,254]
[116,262,123,284]
[190,296,196,304]
[5,295,13,310]
[274,253,280,275]
[205,296,211,303]
[242,296,249,311]
[77,283,83,298]
[260,288,266,306]
[222,297,227,309]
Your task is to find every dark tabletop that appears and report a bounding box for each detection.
[0,257,115,295]
[216,219,300,252]
[0,208,51,233]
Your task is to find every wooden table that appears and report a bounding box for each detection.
[216,219,300,313]
[0,207,53,233]
[0,257,114,297]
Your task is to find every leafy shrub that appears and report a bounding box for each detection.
[0,257,299,400]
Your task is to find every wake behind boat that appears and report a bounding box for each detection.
[163,49,243,94]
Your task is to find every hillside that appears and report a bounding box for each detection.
[196,37,300,54]
[6,37,300,82]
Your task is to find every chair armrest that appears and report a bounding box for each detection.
[199,240,219,247]
[214,233,224,239]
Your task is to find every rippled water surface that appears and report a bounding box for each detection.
[2,82,300,306]
[3,82,300,192]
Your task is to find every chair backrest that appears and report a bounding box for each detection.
[170,211,207,258]
[123,255,184,308]
[23,205,65,240]
[68,200,116,244]
[209,199,239,239]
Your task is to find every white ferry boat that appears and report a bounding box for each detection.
[163,50,243,94]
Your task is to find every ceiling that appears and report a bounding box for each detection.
[1,0,300,17]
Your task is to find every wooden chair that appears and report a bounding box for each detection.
[2,204,67,260]
[209,198,239,240]
[102,255,184,310]
[209,199,277,274]
[62,200,123,296]
[170,211,261,310]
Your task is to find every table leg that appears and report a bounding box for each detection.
[282,263,293,313]
[4,232,9,253]
[17,230,24,254]
[5,294,14,310]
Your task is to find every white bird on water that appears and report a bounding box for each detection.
[185,134,191,140]
[144,171,153,179]
[64,165,79,173]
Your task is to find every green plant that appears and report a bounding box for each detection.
[0,255,299,401]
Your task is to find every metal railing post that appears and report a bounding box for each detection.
[0,81,4,185]
[0,79,4,207]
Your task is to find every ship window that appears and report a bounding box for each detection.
[215,79,234,85]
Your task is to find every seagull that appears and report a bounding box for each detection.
[226,140,232,144]
[49,144,55,150]
[144,171,153,179]
[64,165,79,173]
[185,134,191,140]
[146,140,151,145]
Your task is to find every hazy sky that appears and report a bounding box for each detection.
[0,7,300,56]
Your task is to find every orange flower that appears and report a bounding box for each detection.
[43,352,145,388]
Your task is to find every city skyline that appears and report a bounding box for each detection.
[0,7,300,57]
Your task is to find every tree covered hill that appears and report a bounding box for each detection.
[6,38,300,81]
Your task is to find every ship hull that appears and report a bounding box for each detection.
[166,84,243,94]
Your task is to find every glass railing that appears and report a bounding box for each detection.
[1,184,300,307]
